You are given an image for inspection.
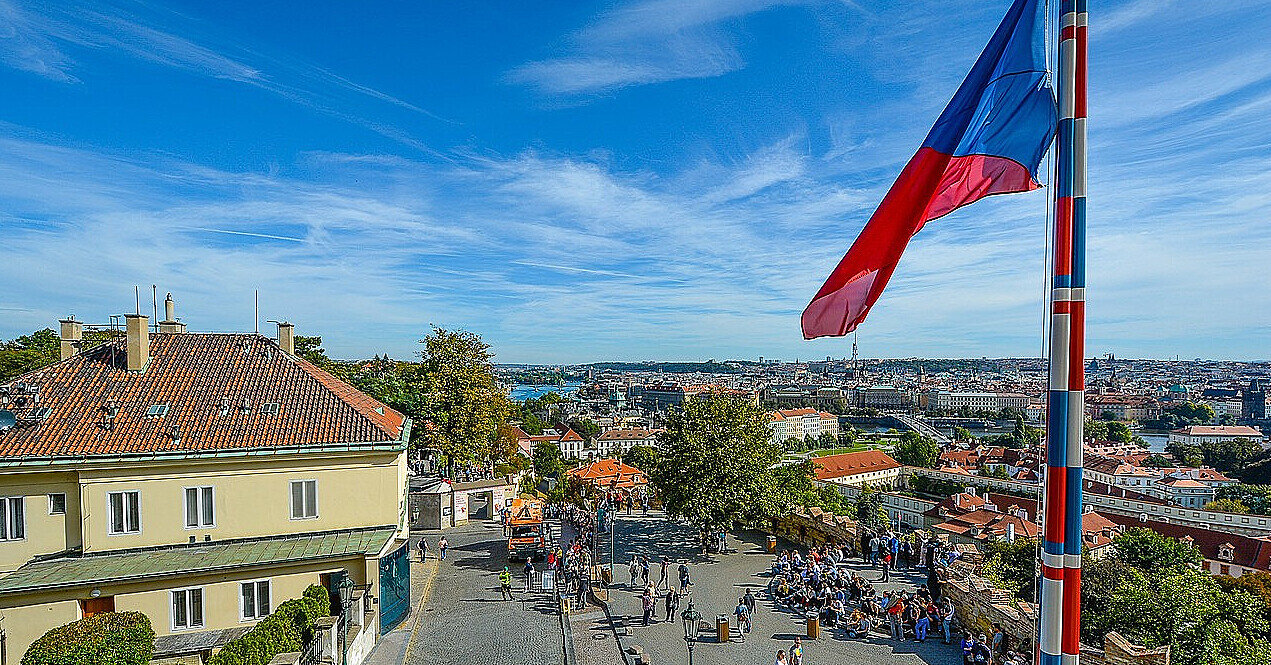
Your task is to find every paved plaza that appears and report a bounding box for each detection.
[573,512,963,665]
[361,512,963,665]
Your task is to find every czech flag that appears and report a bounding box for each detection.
[801,0,1056,339]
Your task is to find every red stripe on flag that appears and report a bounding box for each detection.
[1061,25,1076,41]
[1053,301,1072,314]
[1043,565,1065,581]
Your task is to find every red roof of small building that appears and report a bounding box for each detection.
[813,450,901,481]
[0,333,405,459]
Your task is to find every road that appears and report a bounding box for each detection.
[403,520,565,665]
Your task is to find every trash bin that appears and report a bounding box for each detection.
[807,615,820,639]
[766,535,777,552]
[600,566,612,586]
[717,615,730,643]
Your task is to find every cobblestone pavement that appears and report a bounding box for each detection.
[575,512,964,665]
[405,520,564,665]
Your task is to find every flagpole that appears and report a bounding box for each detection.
[1040,1,1086,665]
[1062,2,1088,665]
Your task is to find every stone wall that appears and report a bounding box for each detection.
[769,508,856,549]
[943,573,1169,665]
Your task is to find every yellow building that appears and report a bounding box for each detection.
[0,308,411,662]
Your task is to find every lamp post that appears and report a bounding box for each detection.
[680,601,701,665]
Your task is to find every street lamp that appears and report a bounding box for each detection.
[680,601,701,665]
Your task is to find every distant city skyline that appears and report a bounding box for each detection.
[3,1,1270,363]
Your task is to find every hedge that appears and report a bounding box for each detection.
[207,584,332,665]
[22,611,155,665]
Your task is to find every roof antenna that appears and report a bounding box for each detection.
[151,285,158,333]
[254,289,259,334]
[134,285,141,315]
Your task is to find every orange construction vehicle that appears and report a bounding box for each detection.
[506,497,548,561]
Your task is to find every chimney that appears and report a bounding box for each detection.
[59,317,82,360]
[125,314,149,372]
[1006,522,1016,543]
[158,293,186,333]
[277,322,295,355]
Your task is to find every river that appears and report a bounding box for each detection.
[508,382,582,401]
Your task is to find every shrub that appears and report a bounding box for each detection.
[22,611,154,665]
[207,584,332,665]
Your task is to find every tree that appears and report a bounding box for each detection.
[1142,454,1173,468]
[415,327,513,470]
[1205,498,1250,513]
[1202,437,1261,474]
[891,431,940,468]
[569,417,600,441]
[952,426,972,442]
[770,461,853,517]
[622,445,660,475]
[815,430,838,450]
[532,439,565,477]
[652,394,781,535]
[1216,485,1271,515]
[1106,421,1134,443]
[982,537,1039,601]
[854,485,890,531]
[1081,529,1271,665]
[1113,527,1202,571]
[0,328,60,381]
[782,436,805,453]
[1085,419,1109,441]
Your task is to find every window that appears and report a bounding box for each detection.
[184,487,214,528]
[48,493,66,515]
[146,404,169,417]
[171,588,204,630]
[290,480,317,519]
[260,403,279,415]
[107,491,140,534]
[0,497,25,540]
[240,580,271,620]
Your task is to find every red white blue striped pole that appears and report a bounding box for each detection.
[1040,2,1086,665]
[1061,2,1087,664]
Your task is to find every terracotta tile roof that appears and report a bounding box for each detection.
[566,457,647,489]
[813,450,901,481]
[0,333,406,460]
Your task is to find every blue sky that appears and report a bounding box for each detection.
[1,0,1269,363]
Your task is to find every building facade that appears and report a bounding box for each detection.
[0,315,411,660]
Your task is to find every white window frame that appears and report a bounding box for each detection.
[239,579,272,621]
[48,493,66,515]
[290,480,318,520]
[170,586,205,631]
[146,404,170,417]
[183,486,215,529]
[0,496,25,541]
[107,491,141,535]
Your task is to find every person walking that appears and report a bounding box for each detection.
[641,590,654,626]
[499,567,513,600]
[524,558,535,592]
[665,587,680,622]
[679,563,691,592]
[439,536,448,561]
[640,556,650,585]
[629,556,640,586]
[735,597,751,640]
[744,588,757,615]
[789,637,804,665]
[880,551,891,583]
[658,557,670,590]
[774,650,788,665]
[914,605,930,642]
[417,537,427,562]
